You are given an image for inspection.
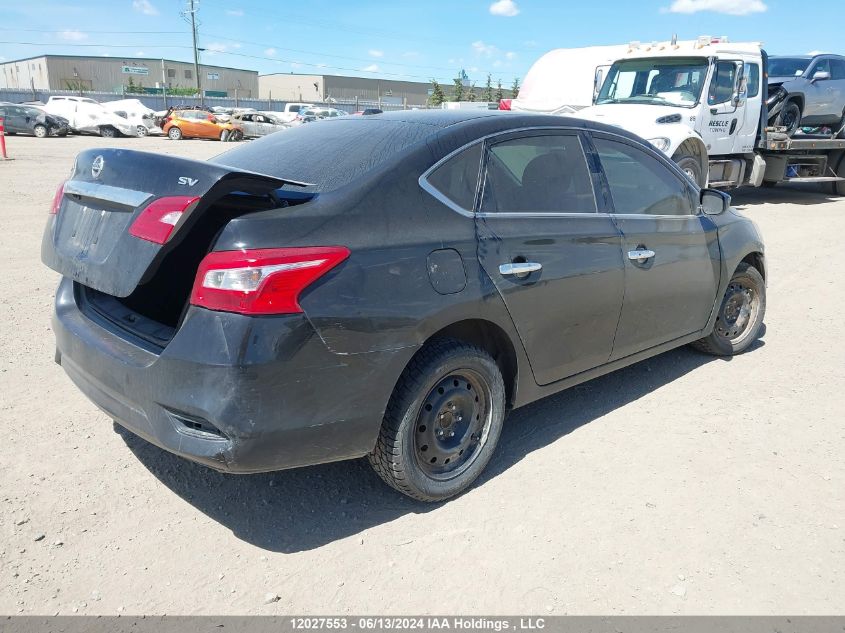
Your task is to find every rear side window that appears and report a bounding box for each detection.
[480,134,596,213]
[830,59,845,80]
[425,143,482,211]
[593,137,692,216]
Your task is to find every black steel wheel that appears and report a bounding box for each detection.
[413,369,492,480]
[369,339,506,502]
[692,262,766,356]
[775,101,802,137]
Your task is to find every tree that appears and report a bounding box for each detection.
[467,84,477,102]
[429,80,446,107]
[511,77,521,99]
[494,79,504,102]
[452,77,464,102]
[483,74,493,102]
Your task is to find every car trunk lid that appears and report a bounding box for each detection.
[41,148,306,297]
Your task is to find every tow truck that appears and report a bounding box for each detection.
[524,36,845,193]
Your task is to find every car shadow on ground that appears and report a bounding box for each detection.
[731,183,839,207]
[118,338,764,554]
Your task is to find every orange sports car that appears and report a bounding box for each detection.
[162,110,243,141]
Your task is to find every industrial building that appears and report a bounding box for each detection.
[0,55,258,97]
[259,73,438,107]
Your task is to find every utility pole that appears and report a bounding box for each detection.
[182,0,203,105]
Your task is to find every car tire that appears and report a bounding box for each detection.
[135,125,149,137]
[99,126,118,138]
[836,110,845,139]
[230,129,243,142]
[219,130,229,142]
[168,127,183,140]
[692,262,766,356]
[369,339,506,502]
[674,154,705,187]
[33,124,48,138]
[774,100,802,137]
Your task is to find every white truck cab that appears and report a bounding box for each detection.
[575,37,766,186]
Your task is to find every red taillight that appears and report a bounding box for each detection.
[190,247,350,315]
[49,180,67,215]
[129,196,200,244]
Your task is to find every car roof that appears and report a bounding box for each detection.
[770,54,844,59]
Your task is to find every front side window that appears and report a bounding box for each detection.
[811,58,830,77]
[708,61,738,105]
[746,63,760,98]
[481,134,596,214]
[596,57,708,108]
[425,142,482,212]
[593,137,692,216]
[831,59,845,80]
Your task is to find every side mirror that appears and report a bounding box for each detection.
[701,188,731,215]
[812,70,831,82]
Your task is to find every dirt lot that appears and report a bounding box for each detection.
[0,133,843,615]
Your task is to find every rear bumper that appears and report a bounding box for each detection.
[53,278,413,473]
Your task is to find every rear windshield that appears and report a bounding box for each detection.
[212,118,436,192]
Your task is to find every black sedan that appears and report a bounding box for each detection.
[0,104,68,137]
[41,111,766,501]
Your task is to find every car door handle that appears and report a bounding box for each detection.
[499,262,542,276]
[627,249,656,263]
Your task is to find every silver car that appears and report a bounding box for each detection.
[768,54,845,136]
[231,112,289,138]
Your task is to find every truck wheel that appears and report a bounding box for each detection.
[775,101,801,137]
[99,126,117,138]
[369,339,506,502]
[675,154,705,187]
[692,263,765,356]
[33,124,48,138]
[168,126,183,140]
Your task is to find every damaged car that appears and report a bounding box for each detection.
[767,53,845,136]
[0,103,68,137]
[42,111,766,501]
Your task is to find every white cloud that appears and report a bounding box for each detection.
[264,48,277,56]
[59,30,87,41]
[368,49,384,58]
[132,0,159,16]
[402,51,420,58]
[806,50,829,55]
[523,39,538,48]
[226,9,244,16]
[136,50,146,56]
[505,51,516,60]
[472,40,497,57]
[489,0,519,17]
[205,42,229,53]
[664,0,766,15]
[362,63,380,72]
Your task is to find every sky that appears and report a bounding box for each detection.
[0,0,841,86]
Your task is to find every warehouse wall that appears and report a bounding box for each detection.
[0,56,258,96]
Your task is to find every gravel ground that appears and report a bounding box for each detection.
[0,133,843,615]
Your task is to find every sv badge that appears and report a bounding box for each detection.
[178,176,199,186]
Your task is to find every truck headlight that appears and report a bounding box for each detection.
[647,137,671,152]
